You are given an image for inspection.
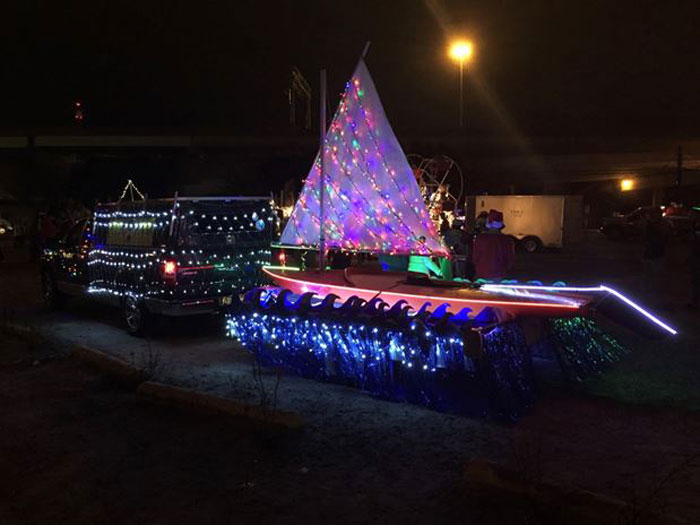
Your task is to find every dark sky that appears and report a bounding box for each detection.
[2,0,698,137]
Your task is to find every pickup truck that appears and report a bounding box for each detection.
[40,196,274,335]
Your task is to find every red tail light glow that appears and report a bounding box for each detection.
[162,260,178,284]
[278,251,286,266]
[163,260,177,275]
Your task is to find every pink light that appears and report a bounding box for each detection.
[263,268,581,312]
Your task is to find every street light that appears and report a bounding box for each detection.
[620,178,635,192]
[448,40,474,130]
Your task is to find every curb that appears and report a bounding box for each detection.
[137,381,304,431]
[463,458,691,525]
[2,321,46,342]
[71,345,147,383]
[71,343,304,430]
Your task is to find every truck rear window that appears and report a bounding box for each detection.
[105,218,157,247]
[176,207,274,249]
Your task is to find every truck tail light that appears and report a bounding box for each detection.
[162,260,178,284]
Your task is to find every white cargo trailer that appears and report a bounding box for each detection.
[469,195,583,252]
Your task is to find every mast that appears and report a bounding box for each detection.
[318,69,327,271]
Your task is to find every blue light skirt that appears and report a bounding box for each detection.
[226,288,627,419]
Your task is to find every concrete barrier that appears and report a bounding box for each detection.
[137,381,304,431]
[2,321,47,343]
[71,345,146,383]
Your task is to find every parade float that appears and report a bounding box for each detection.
[226,50,677,418]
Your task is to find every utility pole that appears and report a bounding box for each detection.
[459,60,464,130]
[289,67,311,130]
[676,144,683,187]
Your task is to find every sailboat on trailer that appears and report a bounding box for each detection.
[264,52,677,336]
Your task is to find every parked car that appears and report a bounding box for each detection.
[600,206,660,240]
[662,205,700,237]
[40,196,273,335]
[600,205,698,241]
[0,215,13,235]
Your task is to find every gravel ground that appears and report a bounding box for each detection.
[1,233,699,524]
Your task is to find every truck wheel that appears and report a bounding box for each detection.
[521,236,541,253]
[123,295,150,336]
[41,269,66,310]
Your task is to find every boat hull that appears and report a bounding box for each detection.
[262,267,588,319]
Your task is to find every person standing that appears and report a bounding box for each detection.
[473,209,515,280]
[642,208,670,304]
[443,219,468,279]
[474,211,488,234]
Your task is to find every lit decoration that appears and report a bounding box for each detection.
[481,283,678,336]
[228,289,535,417]
[280,59,448,257]
[407,154,464,232]
[262,267,586,319]
[227,288,628,418]
[119,179,146,201]
[86,200,275,301]
[536,317,628,382]
[228,52,670,419]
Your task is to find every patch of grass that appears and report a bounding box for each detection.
[584,341,700,411]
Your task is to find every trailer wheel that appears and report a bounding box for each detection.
[521,236,541,253]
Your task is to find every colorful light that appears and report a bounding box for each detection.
[263,267,584,315]
[86,201,274,301]
[280,59,448,257]
[226,288,628,417]
[226,291,535,417]
[481,283,678,336]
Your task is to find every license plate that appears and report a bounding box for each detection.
[219,295,233,306]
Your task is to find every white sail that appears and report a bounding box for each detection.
[280,59,448,257]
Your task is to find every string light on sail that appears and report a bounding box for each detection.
[280,59,448,257]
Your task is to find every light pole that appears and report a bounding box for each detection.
[448,40,473,130]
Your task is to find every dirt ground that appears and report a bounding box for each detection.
[2,334,699,525]
[1,234,700,524]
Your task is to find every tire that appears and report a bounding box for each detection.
[123,295,150,336]
[521,236,541,253]
[41,268,66,310]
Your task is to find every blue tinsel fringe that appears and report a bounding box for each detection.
[226,288,627,419]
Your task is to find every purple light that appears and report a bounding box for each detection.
[600,285,678,336]
[482,283,678,336]
[279,59,447,257]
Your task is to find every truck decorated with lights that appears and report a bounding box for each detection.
[40,196,275,334]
